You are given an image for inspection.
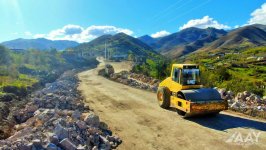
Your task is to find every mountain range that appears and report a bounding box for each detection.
[199,25,266,52]
[139,24,266,58]
[138,35,158,47]
[1,24,266,59]
[70,32,159,58]
[1,38,79,50]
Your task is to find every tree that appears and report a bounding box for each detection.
[49,48,57,55]
[216,67,231,81]
[128,51,135,61]
[0,45,11,65]
[8,64,19,78]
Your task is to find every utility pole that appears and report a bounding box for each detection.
[105,41,107,60]
[108,48,111,60]
[108,47,110,60]
[108,43,111,60]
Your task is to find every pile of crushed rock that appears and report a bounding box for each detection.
[99,64,160,92]
[0,70,121,150]
[129,73,160,87]
[217,88,266,118]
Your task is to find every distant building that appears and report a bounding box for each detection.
[209,52,225,59]
[247,56,257,60]
[134,56,146,63]
[225,52,240,55]
[257,56,265,61]
[111,54,128,61]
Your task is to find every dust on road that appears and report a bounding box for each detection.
[78,59,266,150]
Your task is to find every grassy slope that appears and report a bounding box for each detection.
[0,74,38,88]
[71,33,160,59]
[182,46,266,95]
[0,51,55,94]
[0,47,88,95]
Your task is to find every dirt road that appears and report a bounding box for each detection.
[78,60,266,150]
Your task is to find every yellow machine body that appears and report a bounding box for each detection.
[157,64,228,117]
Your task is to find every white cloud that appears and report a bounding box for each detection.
[34,34,46,38]
[248,3,266,25]
[151,30,170,38]
[24,31,32,36]
[179,16,231,30]
[33,24,134,43]
[83,25,133,37]
[234,25,240,29]
[63,25,83,35]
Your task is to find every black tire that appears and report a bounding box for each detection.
[157,87,171,109]
[177,110,186,116]
[209,112,220,117]
[177,93,186,116]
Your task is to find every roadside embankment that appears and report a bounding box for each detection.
[98,64,160,93]
[0,68,121,150]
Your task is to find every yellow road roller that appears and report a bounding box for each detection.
[157,64,228,117]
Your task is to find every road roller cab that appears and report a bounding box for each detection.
[157,64,228,117]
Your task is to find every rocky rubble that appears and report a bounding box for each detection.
[98,64,114,78]
[110,71,159,92]
[99,64,160,92]
[217,88,266,118]
[129,73,160,86]
[0,70,121,150]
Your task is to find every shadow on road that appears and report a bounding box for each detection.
[186,113,266,131]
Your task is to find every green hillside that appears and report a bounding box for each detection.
[139,27,227,58]
[1,38,79,50]
[180,46,266,96]
[0,45,97,96]
[70,33,160,59]
[199,25,266,52]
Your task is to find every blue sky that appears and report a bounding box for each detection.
[0,0,266,42]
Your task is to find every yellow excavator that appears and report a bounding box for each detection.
[157,64,228,117]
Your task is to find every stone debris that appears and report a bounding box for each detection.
[99,65,160,92]
[59,138,77,150]
[217,88,266,118]
[98,64,114,78]
[0,70,121,150]
[0,93,16,102]
[84,113,100,128]
[104,64,115,76]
